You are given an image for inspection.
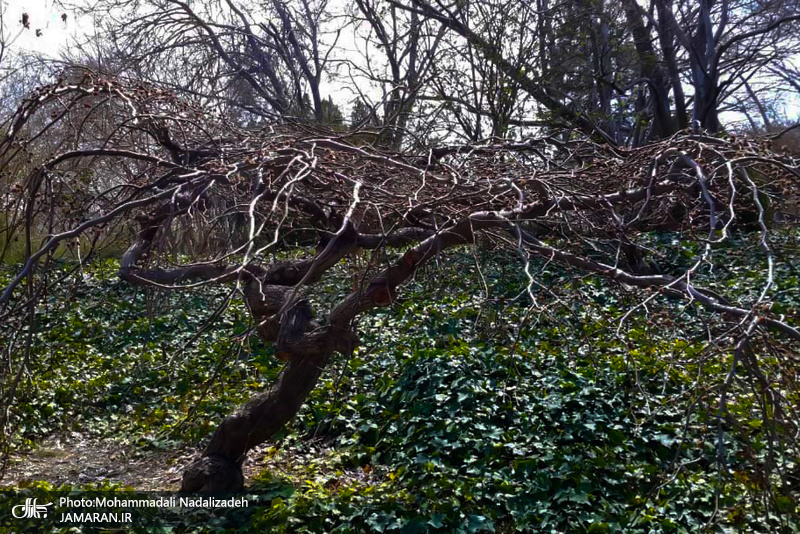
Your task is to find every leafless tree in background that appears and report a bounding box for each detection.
[397,0,800,144]
[77,0,340,122]
[344,0,446,149]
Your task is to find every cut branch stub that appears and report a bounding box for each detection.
[371,284,396,306]
[404,249,421,268]
[244,282,291,318]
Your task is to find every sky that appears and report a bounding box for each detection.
[3,0,88,57]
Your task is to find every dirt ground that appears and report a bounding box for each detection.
[1,433,270,490]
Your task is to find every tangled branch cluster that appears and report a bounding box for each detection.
[1,73,798,491]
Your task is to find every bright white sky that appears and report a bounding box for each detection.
[3,0,87,56]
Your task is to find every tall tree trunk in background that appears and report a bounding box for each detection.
[656,0,688,130]
[690,0,720,132]
[537,0,553,78]
[357,2,429,151]
[383,10,419,150]
[742,77,772,132]
[622,0,675,141]
[588,0,613,137]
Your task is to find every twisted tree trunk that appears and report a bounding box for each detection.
[181,349,333,491]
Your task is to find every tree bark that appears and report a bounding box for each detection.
[181,348,335,491]
[656,0,688,130]
[621,0,675,140]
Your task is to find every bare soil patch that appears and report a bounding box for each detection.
[1,435,277,491]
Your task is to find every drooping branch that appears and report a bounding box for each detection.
[3,73,798,498]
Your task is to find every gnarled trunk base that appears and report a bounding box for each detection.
[179,347,345,491]
[181,454,244,492]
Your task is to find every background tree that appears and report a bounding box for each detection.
[349,97,380,129]
[342,0,446,149]
[82,0,341,123]
[396,0,800,144]
[420,0,540,141]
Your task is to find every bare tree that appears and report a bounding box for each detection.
[1,5,800,530]
[68,0,800,146]
[82,0,341,123]
[638,0,800,133]
[420,0,539,141]
[341,0,446,149]
[391,0,800,143]
[1,72,798,498]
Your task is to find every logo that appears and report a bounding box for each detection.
[12,498,53,519]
